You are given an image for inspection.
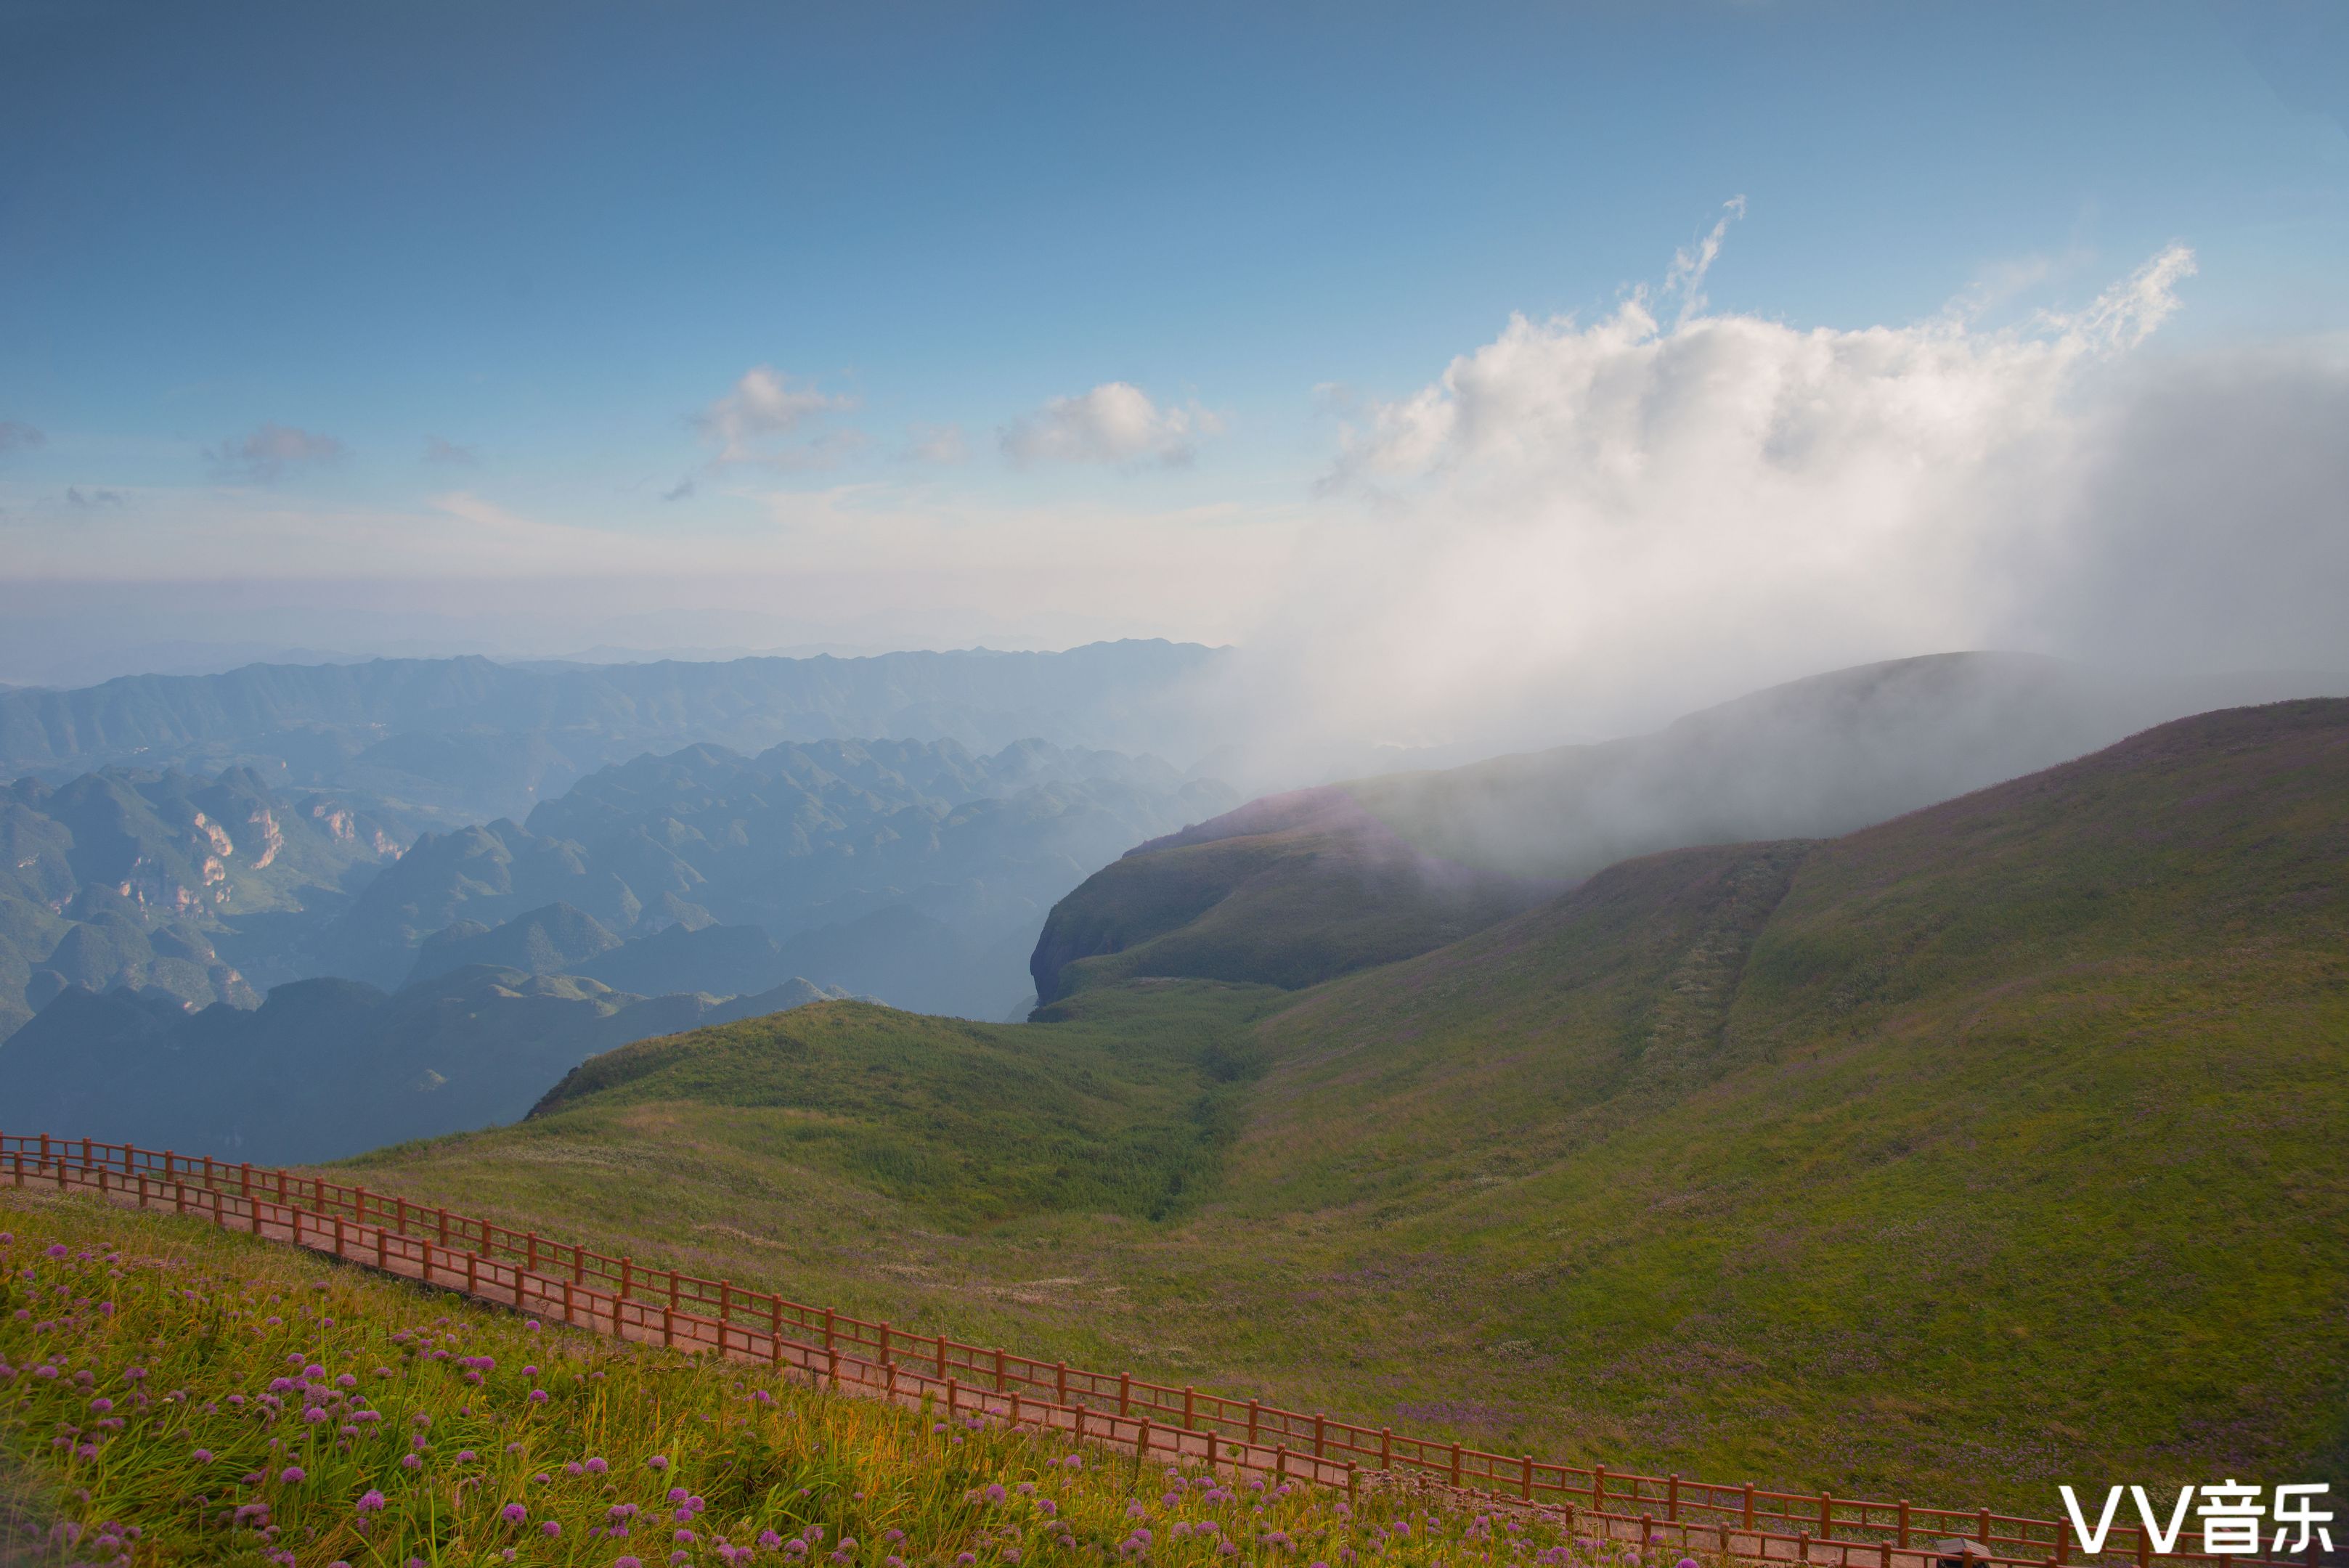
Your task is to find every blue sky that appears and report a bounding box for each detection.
[1,1,2345,681]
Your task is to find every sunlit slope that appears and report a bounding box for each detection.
[375,981,1285,1230]
[340,701,2349,1499]
[1232,697,2349,1485]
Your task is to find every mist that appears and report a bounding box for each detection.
[1205,228,2349,787]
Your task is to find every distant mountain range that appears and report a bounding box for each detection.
[0,962,851,1164]
[0,767,404,1038]
[0,641,1229,827]
[0,730,1233,1048]
[315,735,1237,1016]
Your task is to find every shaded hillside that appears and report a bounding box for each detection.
[0,963,844,1164]
[0,766,403,1037]
[346,698,2349,1503]
[1035,652,2332,1000]
[1030,787,1552,1003]
[0,640,1228,825]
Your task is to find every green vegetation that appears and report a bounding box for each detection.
[516,984,1285,1227]
[0,1188,1574,1568]
[1029,793,1543,1005]
[341,703,2349,1511]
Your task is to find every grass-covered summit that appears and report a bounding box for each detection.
[351,699,2349,1506]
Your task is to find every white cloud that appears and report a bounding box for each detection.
[1241,233,2349,759]
[206,422,347,483]
[1001,382,1222,467]
[695,366,859,465]
[0,420,43,457]
[423,436,479,466]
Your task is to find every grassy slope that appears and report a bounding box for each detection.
[331,703,2349,1509]
[1030,793,1550,1005]
[0,1186,1540,1568]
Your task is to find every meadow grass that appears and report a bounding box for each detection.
[0,1188,1637,1568]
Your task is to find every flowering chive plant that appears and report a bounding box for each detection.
[0,1199,1669,1568]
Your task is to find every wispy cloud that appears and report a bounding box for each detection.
[1001,383,1222,468]
[695,365,859,467]
[661,477,696,502]
[0,420,44,457]
[207,422,347,483]
[902,422,969,465]
[423,436,479,466]
[65,486,125,508]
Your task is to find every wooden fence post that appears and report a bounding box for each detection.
[1247,1399,1259,1447]
[1380,1428,1392,1470]
[1596,1465,1609,1515]
[1450,1442,1462,1490]
[1523,1455,1534,1500]
[1895,1500,1908,1549]
[1120,1371,1131,1416]
[1669,1475,1680,1521]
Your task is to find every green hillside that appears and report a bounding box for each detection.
[339,701,2349,1509]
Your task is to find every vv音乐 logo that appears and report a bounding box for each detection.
[2060,1483,2334,1558]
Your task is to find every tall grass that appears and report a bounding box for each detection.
[0,1191,1627,1568]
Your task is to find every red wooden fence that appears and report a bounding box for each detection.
[0,1131,2299,1568]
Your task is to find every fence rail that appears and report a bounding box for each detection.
[0,1131,2303,1568]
